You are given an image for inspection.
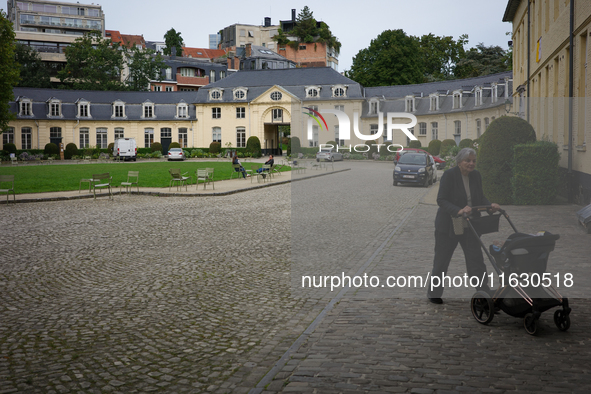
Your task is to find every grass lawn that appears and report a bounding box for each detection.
[0,160,290,194]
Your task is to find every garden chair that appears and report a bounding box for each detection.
[120,171,139,195]
[169,168,188,191]
[261,164,273,181]
[91,173,112,200]
[10,157,18,165]
[196,169,214,190]
[206,168,216,189]
[251,166,266,183]
[231,163,246,180]
[0,175,16,203]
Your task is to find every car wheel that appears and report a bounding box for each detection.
[423,177,429,187]
[316,158,320,162]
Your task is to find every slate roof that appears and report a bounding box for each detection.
[196,67,363,103]
[11,87,198,121]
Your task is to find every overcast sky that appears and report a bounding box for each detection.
[94,0,512,72]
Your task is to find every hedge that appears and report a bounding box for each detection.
[477,116,537,204]
[511,141,560,205]
[427,139,441,156]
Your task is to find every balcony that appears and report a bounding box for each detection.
[176,74,209,87]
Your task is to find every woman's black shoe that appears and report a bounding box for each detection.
[428,297,443,304]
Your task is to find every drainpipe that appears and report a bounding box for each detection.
[190,120,194,148]
[527,0,531,123]
[34,120,39,149]
[568,0,575,202]
[248,102,251,138]
[443,113,448,140]
[73,120,79,146]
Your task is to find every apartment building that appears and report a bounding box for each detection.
[503,0,591,203]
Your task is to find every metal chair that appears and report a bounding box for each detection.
[169,168,188,191]
[91,173,112,200]
[0,175,16,203]
[120,171,139,195]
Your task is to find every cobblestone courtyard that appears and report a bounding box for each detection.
[2,162,591,393]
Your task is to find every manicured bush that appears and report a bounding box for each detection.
[477,116,537,204]
[108,142,114,152]
[209,141,221,154]
[3,143,16,154]
[427,139,441,156]
[246,136,262,158]
[439,139,457,157]
[169,142,181,149]
[44,143,59,156]
[324,140,337,148]
[459,138,474,149]
[290,136,301,154]
[64,143,78,160]
[511,141,560,205]
[409,140,422,149]
[151,142,162,153]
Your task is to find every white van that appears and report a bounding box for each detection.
[113,138,137,161]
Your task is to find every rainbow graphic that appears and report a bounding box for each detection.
[303,107,328,130]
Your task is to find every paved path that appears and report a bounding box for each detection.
[1,161,590,393]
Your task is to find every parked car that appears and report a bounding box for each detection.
[316,148,344,162]
[393,152,434,187]
[429,155,438,183]
[167,148,186,161]
[394,148,445,169]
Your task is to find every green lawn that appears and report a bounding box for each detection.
[0,160,290,194]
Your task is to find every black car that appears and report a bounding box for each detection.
[393,152,434,187]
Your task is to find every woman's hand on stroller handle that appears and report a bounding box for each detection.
[461,204,503,218]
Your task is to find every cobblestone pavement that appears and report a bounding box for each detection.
[2,161,591,393]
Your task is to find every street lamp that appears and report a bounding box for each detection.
[504,99,520,116]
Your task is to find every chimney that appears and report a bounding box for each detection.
[291,9,296,22]
[264,17,271,27]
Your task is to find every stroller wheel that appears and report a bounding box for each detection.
[553,310,571,331]
[524,313,539,335]
[470,291,494,325]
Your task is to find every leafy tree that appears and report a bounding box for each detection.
[58,31,126,91]
[418,33,468,81]
[273,7,341,54]
[346,29,423,87]
[0,10,19,134]
[455,43,510,78]
[163,28,184,56]
[292,6,318,43]
[272,28,290,45]
[125,46,166,91]
[14,43,51,88]
[317,22,341,54]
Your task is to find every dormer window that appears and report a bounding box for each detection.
[405,96,415,112]
[18,97,32,116]
[429,94,439,111]
[233,87,248,100]
[47,98,62,117]
[177,102,188,118]
[452,90,462,109]
[331,85,347,98]
[491,83,498,103]
[76,99,91,118]
[306,86,321,98]
[369,99,379,115]
[142,101,155,118]
[112,100,126,118]
[475,87,483,106]
[209,88,223,100]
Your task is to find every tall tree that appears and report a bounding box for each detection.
[14,43,52,88]
[292,6,318,43]
[58,31,126,91]
[418,33,468,81]
[163,28,184,56]
[125,46,166,91]
[345,29,423,87]
[273,7,341,54]
[454,43,511,79]
[0,10,20,133]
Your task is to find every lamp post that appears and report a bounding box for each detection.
[504,99,520,116]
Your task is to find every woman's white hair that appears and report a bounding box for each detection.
[456,148,477,163]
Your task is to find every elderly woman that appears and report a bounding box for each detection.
[428,148,501,304]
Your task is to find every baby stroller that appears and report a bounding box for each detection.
[465,206,571,335]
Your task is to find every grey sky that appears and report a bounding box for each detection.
[94,0,512,72]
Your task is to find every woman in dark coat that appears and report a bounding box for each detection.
[428,148,500,304]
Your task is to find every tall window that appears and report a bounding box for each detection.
[96,128,107,149]
[475,89,482,106]
[50,127,61,139]
[476,119,482,138]
[431,122,438,140]
[80,127,90,148]
[309,125,318,147]
[21,127,32,149]
[484,117,490,131]
[212,127,221,143]
[454,121,462,145]
[143,103,154,118]
[405,96,415,112]
[114,128,124,140]
[144,128,154,148]
[212,107,221,119]
[335,125,344,146]
[236,107,245,119]
[179,128,188,148]
[209,70,216,83]
[370,124,378,135]
[49,101,61,117]
[20,100,32,116]
[430,95,439,111]
[370,101,378,114]
[236,127,246,148]
[453,92,462,109]
[113,102,125,118]
[177,103,188,118]
[78,101,90,117]
[419,122,427,136]
[3,127,14,145]
[165,67,172,79]
[272,108,283,121]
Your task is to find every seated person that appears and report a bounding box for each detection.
[257,155,274,178]
[232,154,247,178]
